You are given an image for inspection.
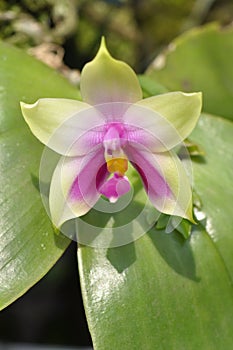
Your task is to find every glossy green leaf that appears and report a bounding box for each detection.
[147,23,233,121]
[0,42,80,310]
[78,113,233,349]
[137,75,168,98]
[191,114,233,280]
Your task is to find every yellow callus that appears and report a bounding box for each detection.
[107,157,128,176]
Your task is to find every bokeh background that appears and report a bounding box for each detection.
[0,0,232,348]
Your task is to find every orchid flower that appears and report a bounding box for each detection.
[20,38,202,228]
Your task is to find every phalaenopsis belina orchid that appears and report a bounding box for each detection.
[21,38,202,238]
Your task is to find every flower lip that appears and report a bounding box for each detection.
[99,173,131,203]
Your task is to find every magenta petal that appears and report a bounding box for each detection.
[49,146,108,227]
[125,144,193,220]
[46,106,106,156]
[99,174,131,203]
[69,147,108,203]
[125,145,172,211]
[127,146,170,196]
[123,103,185,153]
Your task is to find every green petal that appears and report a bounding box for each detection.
[80,37,142,105]
[20,98,90,147]
[137,91,202,141]
[155,150,194,223]
[48,156,87,228]
[159,151,193,222]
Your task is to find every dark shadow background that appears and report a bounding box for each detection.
[0,243,92,347]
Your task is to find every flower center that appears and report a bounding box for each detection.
[99,124,130,203]
[103,125,128,177]
[107,157,128,176]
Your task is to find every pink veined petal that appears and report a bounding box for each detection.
[137,92,202,143]
[21,99,111,157]
[99,174,131,203]
[122,103,186,153]
[125,145,194,222]
[46,105,106,156]
[93,102,132,123]
[49,146,108,227]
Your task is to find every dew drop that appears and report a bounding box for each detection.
[40,243,46,250]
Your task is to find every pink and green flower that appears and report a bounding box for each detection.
[20,38,202,228]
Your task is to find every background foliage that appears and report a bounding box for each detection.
[0,0,233,72]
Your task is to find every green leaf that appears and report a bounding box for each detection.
[0,42,80,310]
[78,113,233,349]
[191,114,233,280]
[137,75,168,98]
[182,139,205,157]
[147,23,233,121]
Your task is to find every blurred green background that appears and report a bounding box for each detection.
[0,0,232,74]
[0,0,232,348]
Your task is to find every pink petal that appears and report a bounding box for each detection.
[123,103,186,152]
[125,144,193,220]
[68,147,108,203]
[49,146,108,227]
[46,106,106,156]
